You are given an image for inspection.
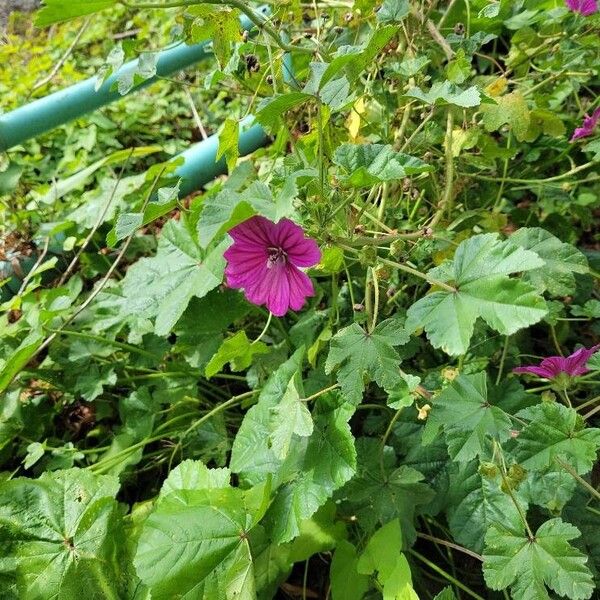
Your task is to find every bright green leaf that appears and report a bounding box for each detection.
[405,81,481,108]
[376,0,410,22]
[205,331,269,378]
[333,144,432,187]
[325,317,410,405]
[0,469,127,599]
[268,377,313,460]
[447,460,527,554]
[510,227,588,296]
[120,219,228,336]
[483,518,594,600]
[330,540,370,600]
[217,118,240,173]
[514,402,600,475]
[406,233,547,356]
[423,372,512,462]
[36,0,117,26]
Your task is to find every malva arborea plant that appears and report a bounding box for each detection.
[513,345,600,379]
[571,107,600,141]
[224,215,321,316]
[3,2,600,600]
[565,0,598,15]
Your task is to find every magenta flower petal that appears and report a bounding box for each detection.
[571,107,600,141]
[513,344,599,380]
[224,216,321,316]
[565,0,598,15]
[513,365,558,378]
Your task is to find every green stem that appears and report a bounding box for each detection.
[123,0,315,55]
[378,256,457,293]
[429,109,454,228]
[496,335,510,385]
[317,100,325,201]
[46,328,158,360]
[252,312,272,345]
[409,550,485,600]
[303,383,339,402]
[379,408,402,479]
[469,161,595,185]
[369,266,379,333]
[555,457,600,502]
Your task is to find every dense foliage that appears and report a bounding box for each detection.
[1,1,600,598]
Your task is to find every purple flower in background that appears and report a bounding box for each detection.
[513,345,600,379]
[565,0,598,15]
[571,107,600,141]
[224,216,321,317]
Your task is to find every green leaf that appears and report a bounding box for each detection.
[134,487,257,600]
[217,118,240,173]
[509,227,588,296]
[325,317,410,405]
[483,518,594,600]
[320,26,397,89]
[0,469,127,599]
[255,93,312,128]
[268,378,314,460]
[423,372,512,462]
[447,460,527,554]
[376,0,410,22]
[101,387,158,475]
[330,540,370,600]
[231,350,305,486]
[406,233,547,356]
[34,146,161,205]
[120,219,228,336]
[188,6,240,68]
[582,139,600,161]
[36,0,117,26]
[0,331,44,396]
[337,438,433,546]
[357,520,419,600]
[481,91,530,141]
[24,442,45,469]
[514,403,600,475]
[333,144,432,187]
[160,460,231,497]
[231,352,356,544]
[205,331,269,378]
[264,397,356,543]
[1,390,26,449]
[405,81,481,108]
[196,190,255,248]
[433,588,458,600]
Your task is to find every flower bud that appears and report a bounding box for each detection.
[479,462,499,479]
[359,245,377,266]
[390,239,406,258]
[374,263,391,281]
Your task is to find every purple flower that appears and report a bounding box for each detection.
[571,107,600,141]
[565,0,598,15]
[224,216,321,317]
[513,345,600,379]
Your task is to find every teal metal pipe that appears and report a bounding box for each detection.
[173,116,267,196]
[0,117,268,301]
[0,8,270,152]
[0,42,211,152]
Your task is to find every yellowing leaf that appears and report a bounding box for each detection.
[481,91,530,141]
[347,97,365,141]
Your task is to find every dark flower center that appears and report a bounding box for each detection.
[267,247,287,268]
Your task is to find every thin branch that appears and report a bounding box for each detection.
[31,17,92,94]
[416,532,483,562]
[58,149,134,286]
